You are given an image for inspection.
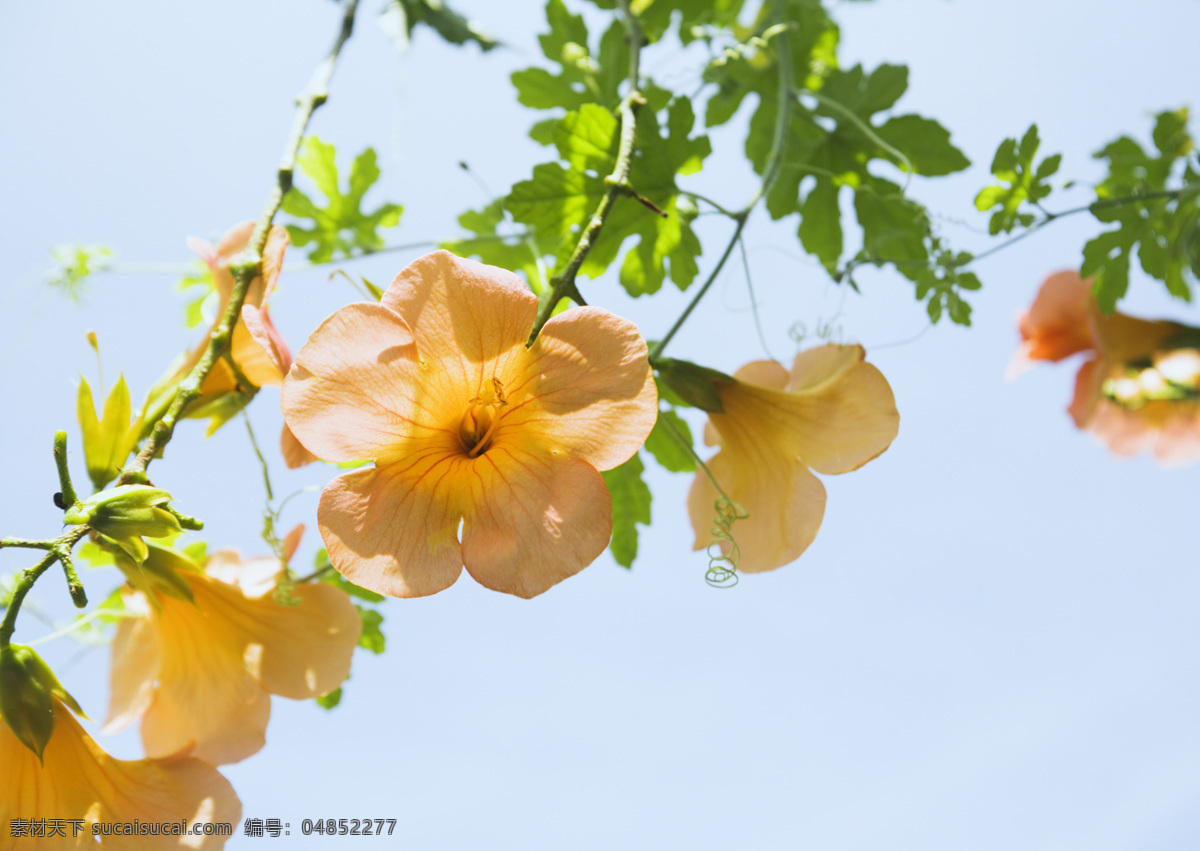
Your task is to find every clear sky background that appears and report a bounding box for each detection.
[3,1,1200,848]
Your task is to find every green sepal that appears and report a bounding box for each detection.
[653,358,734,413]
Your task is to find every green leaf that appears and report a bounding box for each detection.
[316,687,342,710]
[974,124,1059,235]
[442,200,549,294]
[798,178,843,272]
[379,0,498,52]
[506,98,711,296]
[510,0,627,133]
[356,607,386,654]
[643,408,697,473]
[1084,109,1199,309]
[601,453,651,569]
[876,115,970,176]
[280,137,404,264]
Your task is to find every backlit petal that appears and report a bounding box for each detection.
[281,422,320,468]
[139,591,271,765]
[319,461,469,598]
[103,592,160,735]
[381,251,537,395]
[461,445,611,598]
[283,303,436,463]
[687,445,826,574]
[1,699,241,849]
[713,346,898,475]
[503,306,657,470]
[1013,270,1096,367]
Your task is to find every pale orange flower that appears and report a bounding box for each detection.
[688,344,898,574]
[1,697,240,849]
[1012,270,1200,465]
[281,250,657,599]
[105,532,360,766]
[183,221,292,400]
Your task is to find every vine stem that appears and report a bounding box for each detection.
[650,1,792,363]
[0,1,361,650]
[527,0,646,346]
[119,0,360,485]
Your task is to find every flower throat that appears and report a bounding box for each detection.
[459,377,507,457]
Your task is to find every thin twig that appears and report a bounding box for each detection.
[526,2,646,346]
[119,0,360,485]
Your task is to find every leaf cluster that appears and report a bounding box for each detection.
[1082,108,1200,311]
[280,136,404,263]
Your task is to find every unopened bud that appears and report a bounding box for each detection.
[0,646,82,761]
[64,485,188,563]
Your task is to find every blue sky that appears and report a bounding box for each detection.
[3,1,1200,848]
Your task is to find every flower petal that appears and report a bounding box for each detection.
[139,592,271,765]
[1013,270,1097,369]
[281,422,320,468]
[687,445,826,574]
[103,592,160,735]
[381,251,537,391]
[712,346,899,475]
[502,306,657,470]
[319,462,468,598]
[240,581,360,700]
[1,699,242,848]
[460,445,611,598]
[1068,357,1105,428]
[282,302,435,463]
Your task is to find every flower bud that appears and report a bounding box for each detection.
[0,645,83,761]
[77,374,140,491]
[64,485,186,563]
[655,357,735,413]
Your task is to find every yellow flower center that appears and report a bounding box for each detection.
[459,377,508,458]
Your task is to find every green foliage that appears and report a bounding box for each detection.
[507,98,710,296]
[703,10,970,320]
[511,0,629,132]
[601,452,651,568]
[643,408,698,472]
[975,124,1061,235]
[1082,108,1199,311]
[441,199,548,293]
[280,137,404,263]
[379,0,498,52]
[356,606,386,654]
[46,244,113,301]
[316,687,343,710]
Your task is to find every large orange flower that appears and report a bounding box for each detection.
[105,537,360,766]
[688,344,898,574]
[1,697,240,849]
[281,251,657,599]
[1011,270,1200,465]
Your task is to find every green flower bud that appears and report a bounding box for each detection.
[64,485,186,563]
[0,646,83,761]
[654,358,735,414]
[77,374,140,491]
